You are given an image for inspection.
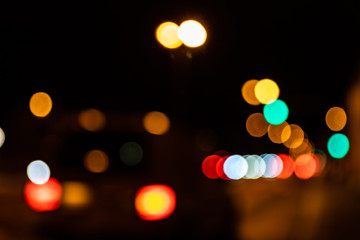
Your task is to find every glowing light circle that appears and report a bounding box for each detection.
[178,20,207,47]
[27,160,51,185]
[155,22,182,49]
[0,127,5,148]
[202,155,221,179]
[262,154,283,178]
[29,92,52,117]
[327,133,350,159]
[223,155,248,180]
[254,79,280,104]
[263,99,289,125]
[24,178,62,212]
[135,184,176,221]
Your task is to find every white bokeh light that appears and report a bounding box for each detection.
[27,160,51,185]
[178,20,207,47]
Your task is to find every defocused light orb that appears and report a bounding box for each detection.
[283,124,304,149]
[327,133,350,159]
[289,138,314,159]
[325,107,347,131]
[135,184,176,221]
[178,20,207,47]
[254,79,279,104]
[84,150,109,173]
[244,155,263,179]
[155,22,182,49]
[223,155,248,180]
[62,181,92,208]
[0,127,5,148]
[78,108,106,132]
[24,178,62,212]
[202,154,221,179]
[119,141,143,166]
[29,92,52,117]
[262,154,283,178]
[314,149,327,176]
[276,154,294,179]
[268,121,290,144]
[241,79,261,105]
[215,156,230,180]
[263,99,289,125]
[294,153,318,179]
[143,111,170,135]
[246,113,269,137]
[27,160,51,185]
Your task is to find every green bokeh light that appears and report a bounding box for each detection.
[119,142,143,166]
[327,133,349,159]
[263,99,289,125]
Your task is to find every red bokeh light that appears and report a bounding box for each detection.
[24,177,62,212]
[277,154,294,179]
[201,155,221,179]
[216,156,230,180]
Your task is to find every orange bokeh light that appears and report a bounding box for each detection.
[135,184,176,221]
[24,178,62,212]
[246,113,269,137]
[294,153,318,180]
[276,154,294,179]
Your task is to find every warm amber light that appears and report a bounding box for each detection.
[325,106,347,131]
[289,138,314,159]
[241,79,261,105]
[78,108,106,132]
[267,121,290,144]
[254,79,279,104]
[84,150,109,173]
[29,92,52,117]
[143,111,170,135]
[246,113,269,137]
[178,20,207,47]
[156,22,182,49]
[283,124,304,149]
[62,181,92,208]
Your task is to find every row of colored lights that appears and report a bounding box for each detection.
[202,151,326,180]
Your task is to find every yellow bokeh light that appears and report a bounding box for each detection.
[78,108,106,132]
[268,121,291,144]
[178,20,207,48]
[62,181,92,208]
[29,92,53,117]
[241,79,261,105]
[283,124,304,149]
[141,191,169,214]
[254,79,280,104]
[246,113,269,137]
[143,111,170,135]
[83,150,109,173]
[155,22,182,49]
[325,106,347,131]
